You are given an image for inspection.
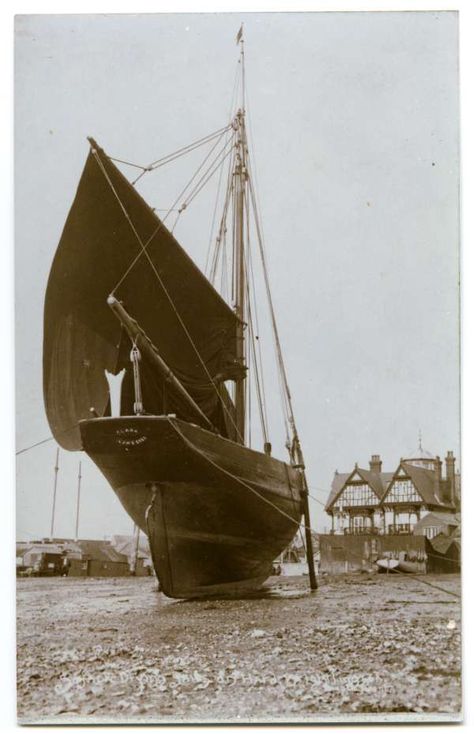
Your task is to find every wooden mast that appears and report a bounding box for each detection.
[233,29,317,590]
[234,31,247,444]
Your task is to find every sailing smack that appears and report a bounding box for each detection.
[43,31,316,598]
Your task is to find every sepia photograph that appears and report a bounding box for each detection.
[14,10,461,724]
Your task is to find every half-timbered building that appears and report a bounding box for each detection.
[325,446,460,536]
[327,455,392,535]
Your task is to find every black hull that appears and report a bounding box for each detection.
[79,416,303,598]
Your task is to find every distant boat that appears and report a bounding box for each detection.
[42,31,316,599]
[376,558,399,572]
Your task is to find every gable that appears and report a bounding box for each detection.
[325,472,351,511]
[334,482,379,508]
[384,477,423,504]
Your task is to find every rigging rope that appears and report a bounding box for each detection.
[205,148,229,276]
[176,136,235,213]
[208,150,236,285]
[247,169,296,451]
[148,124,232,169]
[243,213,268,445]
[108,156,149,171]
[16,434,57,455]
[16,422,79,456]
[243,189,269,444]
[240,83,294,449]
[205,61,241,275]
[129,124,232,186]
[111,127,233,293]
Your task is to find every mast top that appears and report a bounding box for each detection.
[236,25,245,113]
[236,24,243,46]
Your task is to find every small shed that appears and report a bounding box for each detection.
[110,534,153,576]
[427,533,461,573]
[413,512,460,540]
[67,540,130,577]
[18,542,65,575]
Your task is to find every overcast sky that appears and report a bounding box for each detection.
[15,11,459,539]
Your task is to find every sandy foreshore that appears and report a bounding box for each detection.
[16,573,461,723]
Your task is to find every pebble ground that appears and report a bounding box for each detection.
[16,572,461,723]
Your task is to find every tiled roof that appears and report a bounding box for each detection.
[356,468,393,499]
[398,462,454,508]
[72,540,129,563]
[429,533,461,556]
[22,543,64,555]
[325,472,351,511]
[414,512,460,529]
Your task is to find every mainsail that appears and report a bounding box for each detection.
[43,140,241,450]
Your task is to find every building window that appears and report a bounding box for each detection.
[348,516,372,535]
[388,523,411,535]
[354,516,364,531]
[425,526,439,540]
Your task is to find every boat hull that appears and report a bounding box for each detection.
[376,558,400,573]
[398,560,425,574]
[79,416,304,598]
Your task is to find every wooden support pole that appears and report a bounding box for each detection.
[130,524,140,575]
[74,460,82,541]
[50,447,59,540]
[292,434,317,590]
[301,486,318,590]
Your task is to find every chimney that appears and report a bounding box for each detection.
[445,451,456,505]
[369,454,382,474]
[434,455,442,499]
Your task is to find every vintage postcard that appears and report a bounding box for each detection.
[15,11,461,724]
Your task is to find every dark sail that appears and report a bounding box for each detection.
[43,140,240,450]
